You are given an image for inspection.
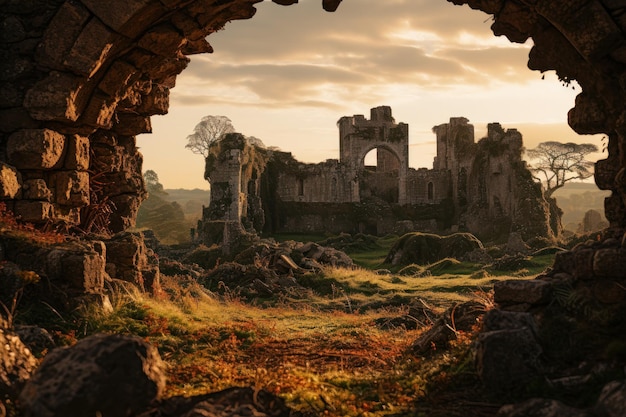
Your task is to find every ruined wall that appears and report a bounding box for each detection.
[3,0,626,244]
[461,123,557,242]
[0,0,336,234]
[406,168,451,205]
[338,106,409,204]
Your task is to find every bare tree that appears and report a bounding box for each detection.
[526,141,598,198]
[185,115,235,158]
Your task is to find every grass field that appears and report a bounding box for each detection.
[49,232,556,417]
[14,231,557,417]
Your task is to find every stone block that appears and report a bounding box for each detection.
[19,334,166,417]
[81,0,165,38]
[181,38,213,55]
[604,194,626,226]
[80,92,117,129]
[106,232,159,292]
[0,108,39,133]
[113,114,152,136]
[0,162,21,199]
[553,250,576,274]
[98,60,138,97]
[569,93,607,135]
[22,179,51,201]
[593,248,626,278]
[595,157,619,190]
[7,129,66,170]
[493,279,552,305]
[24,72,88,122]
[54,170,89,206]
[61,251,105,294]
[137,84,169,115]
[64,18,114,78]
[51,204,81,225]
[64,134,89,170]
[35,1,90,70]
[138,23,185,57]
[474,327,543,395]
[570,248,594,280]
[13,200,52,223]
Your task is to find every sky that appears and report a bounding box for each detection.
[138,0,605,190]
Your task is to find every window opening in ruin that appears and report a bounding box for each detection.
[363,149,377,171]
[428,182,434,201]
[331,177,338,200]
[297,178,304,196]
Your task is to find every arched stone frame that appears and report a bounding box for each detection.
[356,143,407,205]
[0,0,626,233]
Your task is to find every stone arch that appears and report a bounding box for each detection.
[1,0,626,235]
[357,144,402,204]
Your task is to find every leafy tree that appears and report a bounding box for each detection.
[143,170,166,195]
[526,141,598,198]
[185,115,236,158]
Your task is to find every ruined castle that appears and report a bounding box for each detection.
[199,106,559,245]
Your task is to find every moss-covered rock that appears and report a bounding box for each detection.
[384,232,483,266]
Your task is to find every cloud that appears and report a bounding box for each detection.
[173,0,536,109]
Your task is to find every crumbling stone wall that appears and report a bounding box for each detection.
[200,107,553,243]
[0,0,336,234]
[2,0,626,258]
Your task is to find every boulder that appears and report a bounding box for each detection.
[385,232,483,266]
[0,318,38,399]
[475,310,543,395]
[19,334,166,417]
[493,279,553,306]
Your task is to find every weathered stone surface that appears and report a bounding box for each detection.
[385,232,483,266]
[80,0,154,37]
[21,179,51,201]
[0,317,38,399]
[64,135,89,170]
[0,163,21,199]
[573,248,595,280]
[106,231,160,292]
[13,200,53,223]
[593,248,626,278]
[493,279,552,305]
[482,309,537,333]
[475,327,543,395]
[137,84,169,115]
[23,72,88,122]
[35,1,91,70]
[7,129,66,170]
[64,18,115,78]
[19,334,166,417]
[54,170,89,206]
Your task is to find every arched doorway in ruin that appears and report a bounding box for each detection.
[359,146,402,204]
